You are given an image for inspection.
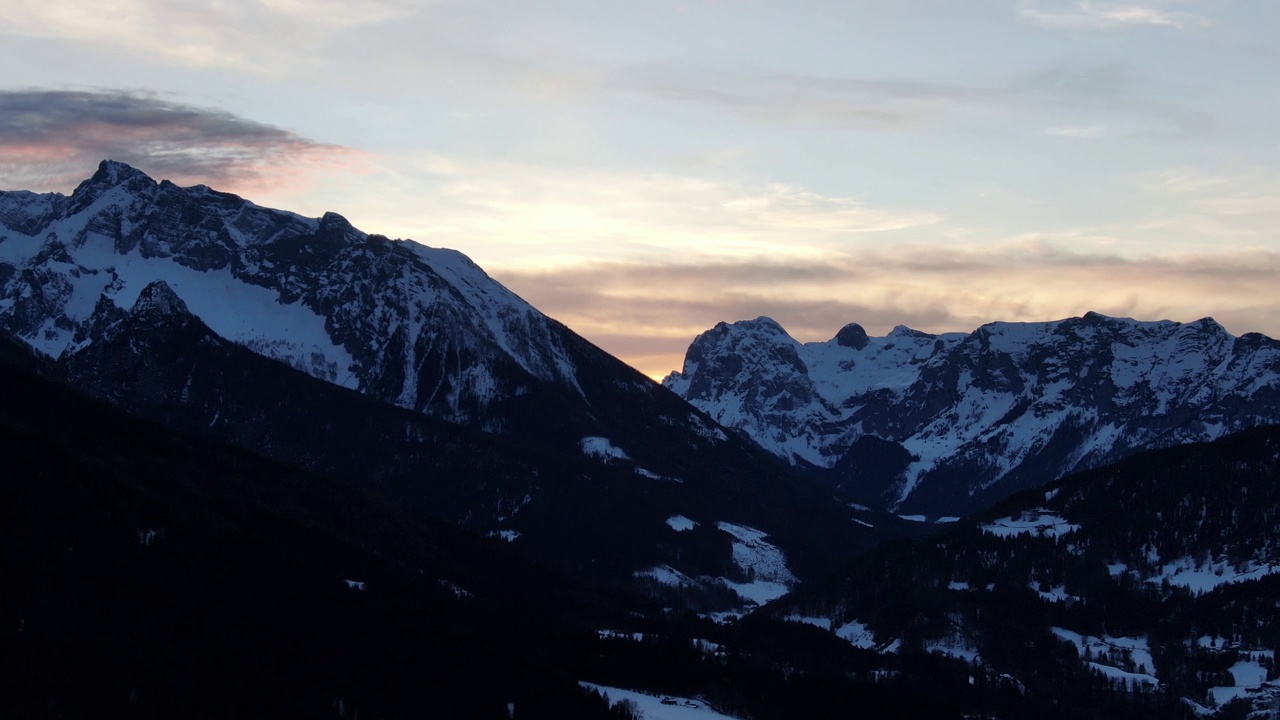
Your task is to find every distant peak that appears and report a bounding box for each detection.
[888,325,934,340]
[738,316,789,335]
[70,160,156,202]
[319,211,353,229]
[1080,310,1123,325]
[90,160,154,187]
[834,322,869,350]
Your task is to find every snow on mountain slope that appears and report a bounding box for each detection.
[665,313,1280,514]
[0,161,587,425]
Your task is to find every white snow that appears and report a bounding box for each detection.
[935,516,961,523]
[1144,556,1280,594]
[981,511,1080,539]
[1051,628,1159,686]
[666,515,697,532]
[1030,583,1080,603]
[783,615,831,631]
[580,436,630,462]
[835,620,878,649]
[668,311,1280,510]
[405,242,582,389]
[635,565,694,587]
[896,514,928,523]
[1088,662,1160,687]
[487,530,520,542]
[714,522,797,606]
[1228,660,1268,687]
[62,235,357,386]
[580,683,740,720]
[344,579,366,591]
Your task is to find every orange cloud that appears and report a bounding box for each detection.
[494,245,1280,380]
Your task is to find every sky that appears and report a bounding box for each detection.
[2,0,1278,379]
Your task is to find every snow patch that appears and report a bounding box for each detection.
[580,436,629,462]
[783,615,831,631]
[981,511,1079,539]
[715,521,797,607]
[635,565,693,587]
[666,515,697,532]
[1052,628,1159,687]
[580,683,739,720]
[835,620,878,649]
[1144,556,1280,594]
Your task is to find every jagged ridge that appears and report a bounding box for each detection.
[664,313,1280,515]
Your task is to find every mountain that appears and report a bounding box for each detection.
[0,161,902,604]
[0,333,646,719]
[767,424,1280,718]
[664,314,1280,515]
[0,330,1148,720]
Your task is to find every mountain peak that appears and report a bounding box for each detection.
[734,316,790,337]
[833,322,869,350]
[90,160,154,187]
[130,281,192,323]
[887,324,933,339]
[68,160,156,207]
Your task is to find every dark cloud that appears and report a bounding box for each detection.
[0,89,362,192]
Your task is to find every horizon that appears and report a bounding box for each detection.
[2,1,1278,379]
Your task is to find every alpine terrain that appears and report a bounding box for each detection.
[664,315,1280,515]
[0,161,898,609]
[5,161,1279,719]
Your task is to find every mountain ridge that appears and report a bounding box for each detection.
[664,311,1280,515]
[0,161,903,604]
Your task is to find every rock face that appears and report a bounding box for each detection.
[0,161,909,592]
[0,160,589,431]
[664,313,1280,515]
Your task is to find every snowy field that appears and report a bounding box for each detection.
[581,683,740,720]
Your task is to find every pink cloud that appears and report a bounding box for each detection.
[0,89,368,196]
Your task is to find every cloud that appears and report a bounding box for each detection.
[0,89,366,195]
[0,0,438,73]
[494,242,1280,379]
[1018,1,1210,30]
[338,153,941,271]
[1044,125,1109,138]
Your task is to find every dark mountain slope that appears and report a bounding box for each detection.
[770,425,1280,718]
[0,334,655,719]
[0,162,908,598]
[56,280,903,593]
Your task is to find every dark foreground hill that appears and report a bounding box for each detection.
[0,335,648,719]
[771,425,1280,718]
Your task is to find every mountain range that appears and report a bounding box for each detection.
[4,161,1279,718]
[0,161,905,609]
[664,314,1280,515]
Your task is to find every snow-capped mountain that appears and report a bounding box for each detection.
[0,160,586,430]
[0,161,911,598]
[664,314,1280,515]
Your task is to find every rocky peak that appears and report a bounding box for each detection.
[130,281,192,326]
[667,312,1280,514]
[65,160,157,216]
[834,322,869,350]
